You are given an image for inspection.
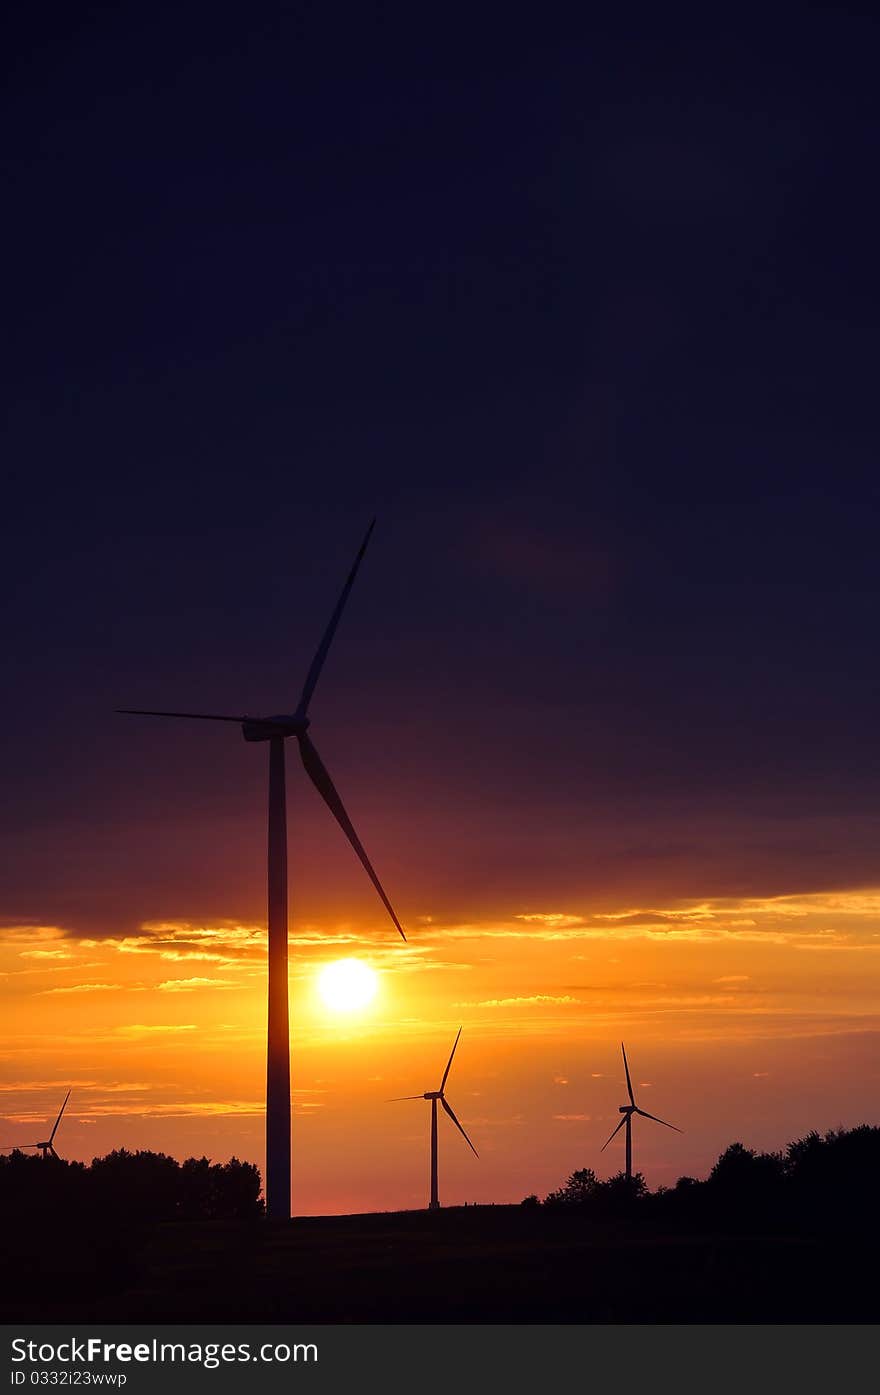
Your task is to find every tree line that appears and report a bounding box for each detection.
[4,1123,880,1233]
[0,1147,263,1222]
[523,1124,880,1232]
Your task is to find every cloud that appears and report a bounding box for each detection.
[454,994,580,1008]
[42,983,123,995]
[101,922,267,963]
[0,1079,105,1093]
[156,950,237,963]
[86,921,455,975]
[19,949,74,960]
[156,978,237,993]
[516,913,587,928]
[115,1024,197,1036]
[70,1099,265,1118]
[0,924,68,944]
[553,1113,591,1122]
[431,891,880,951]
[590,906,717,925]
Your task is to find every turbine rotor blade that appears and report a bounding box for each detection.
[440,1028,462,1091]
[116,709,257,724]
[601,1116,628,1151]
[295,519,376,719]
[635,1108,683,1133]
[621,1042,635,1105]
[297,733,406,941]
[386,1095,424,1102]
[49,1090,71,1144]
[440,1098,479,1157]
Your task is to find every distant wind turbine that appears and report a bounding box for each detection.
[118,520,406,1221]
[389,1028,478,1209]
[601,1043,682,1181]
[1,1090,72,1160]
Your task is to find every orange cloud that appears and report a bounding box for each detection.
[42,983,124,995]
[156,978,238,993]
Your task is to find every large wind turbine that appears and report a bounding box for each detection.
[1,1090,72,1160]
[118,520,405,1221]
[601,1042,682,1181]
[389,1028,478,1209]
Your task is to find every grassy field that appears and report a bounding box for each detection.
[4,1204,877,1323]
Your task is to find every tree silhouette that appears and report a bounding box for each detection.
[0,1147,264,1227]
[597,1170,647,1208]
[537,1125,880,1235]
[544,1167,599,1206]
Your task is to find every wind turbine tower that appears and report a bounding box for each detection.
[601,1042,682,1181]
[119,521,406,1221]
[389,1028,478,1209]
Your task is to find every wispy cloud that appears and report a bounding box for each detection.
[115,1024,197,1036]
[87,1099,265,1118]
[0,1079,141,1094]
[14,890,880,969]
[454,994,580,1008]
[42,983,123,995]
[0,924,69,944]
[97,922,267,963]
[516,913,588,928]
[155,950,238,964]
[156,978,237,993]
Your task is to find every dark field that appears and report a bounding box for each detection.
[4,1205,877,1324]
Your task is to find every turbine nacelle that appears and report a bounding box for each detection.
[241,714,310,743]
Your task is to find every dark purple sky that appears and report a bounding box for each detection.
[3,5,880,936]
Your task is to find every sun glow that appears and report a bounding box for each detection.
[317,958,378,1013]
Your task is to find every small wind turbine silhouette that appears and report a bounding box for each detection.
[118,520,405,1221]
[389,1028,478,1210]
[601,1043,682,1180]
[1,1090,72,1159]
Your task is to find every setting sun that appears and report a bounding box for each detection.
[317,958,378,1013]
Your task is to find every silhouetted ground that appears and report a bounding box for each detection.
[5,1130,880,1322]
[3,1204,877,1323]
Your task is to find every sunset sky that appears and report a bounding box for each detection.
[3,7,880,1213]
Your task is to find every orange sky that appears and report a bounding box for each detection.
[3,888,880,1214]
